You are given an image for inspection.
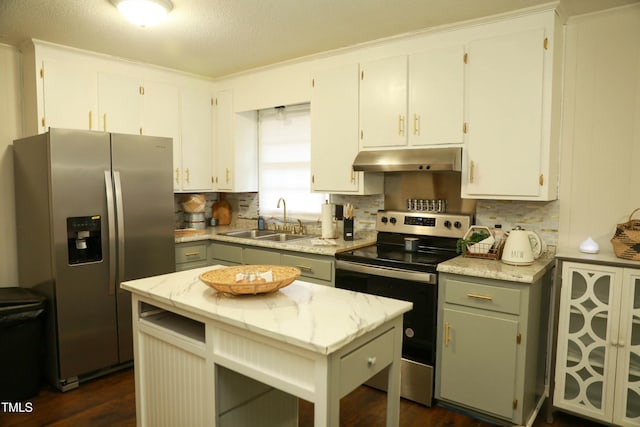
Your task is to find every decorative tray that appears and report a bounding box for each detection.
[199,265,300,295]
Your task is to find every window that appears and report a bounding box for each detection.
[258,103,326,220]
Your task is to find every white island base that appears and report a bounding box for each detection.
[121,266,412,427]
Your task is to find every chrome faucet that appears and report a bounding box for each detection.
[277,197,287,230]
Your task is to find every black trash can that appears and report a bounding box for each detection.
[0,287,47,401]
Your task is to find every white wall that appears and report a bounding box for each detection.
[558,4,640,253]
[0,44,22,286]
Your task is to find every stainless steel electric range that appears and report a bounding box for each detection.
[335,210,472,406]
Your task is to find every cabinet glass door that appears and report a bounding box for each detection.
[555,263,621,422]
[614,270,640,427]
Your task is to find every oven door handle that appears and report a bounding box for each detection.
[335,260,436,284]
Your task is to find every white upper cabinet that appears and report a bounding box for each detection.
[359,45,465,150]
[461,12,561,201]
[359,55,408,149]
[41,60,98,131]
[310,63,383,194]
[97,72,141,134]
[213,89,258,192]
[179,88,213,191]
[409,46,465,146]
[141,80,180,141]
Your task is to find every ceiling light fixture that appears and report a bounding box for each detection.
[111,0,173,27]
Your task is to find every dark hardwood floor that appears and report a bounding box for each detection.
[0,368,602,427]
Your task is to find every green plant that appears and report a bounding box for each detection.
[456,230,490,254]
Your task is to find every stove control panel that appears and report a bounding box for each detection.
[376,210,472,238]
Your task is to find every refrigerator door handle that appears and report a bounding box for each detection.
[113,171,126,286]
[104,170,117,296]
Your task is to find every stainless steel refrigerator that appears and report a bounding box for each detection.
[13,128,175,391]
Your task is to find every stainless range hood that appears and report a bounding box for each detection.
[352,147,462,172]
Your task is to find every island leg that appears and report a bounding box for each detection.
[385,318,403,427]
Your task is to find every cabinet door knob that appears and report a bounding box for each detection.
[469,160,475,184]
[413,114,420,136]
[175,168,180,184]
[367,357,376,367]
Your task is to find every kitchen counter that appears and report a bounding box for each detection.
[121,266,411,426]
[174,226,377,256]
[437,249,556,284]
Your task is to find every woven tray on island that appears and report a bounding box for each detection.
[199,265,301,295]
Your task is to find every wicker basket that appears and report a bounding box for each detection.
[199,265,300,295]
[611,208,640,261]
[465,238,505,260]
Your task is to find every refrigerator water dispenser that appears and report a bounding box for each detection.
[67,216,102,264]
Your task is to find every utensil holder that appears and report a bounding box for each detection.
[343,218,354,241]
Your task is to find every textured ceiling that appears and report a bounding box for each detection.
[0,0,638,78]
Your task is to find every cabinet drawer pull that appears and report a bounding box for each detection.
[367,357,376,367]
[466,293,493,301]
[296,264,313,271]
[184,251,201,257]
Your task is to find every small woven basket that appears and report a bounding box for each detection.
[199,265,300,295]
[611,208,640,261]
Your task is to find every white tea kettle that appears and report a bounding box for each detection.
[502,227,544,266]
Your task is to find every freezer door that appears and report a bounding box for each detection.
[48,129,120,380]
[111,133,175,361]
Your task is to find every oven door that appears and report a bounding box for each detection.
[335,260,438,406]
[335,261,437,366]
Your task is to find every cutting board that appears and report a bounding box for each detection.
[212,194,231,225]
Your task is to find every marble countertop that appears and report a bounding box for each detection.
[121,265,412,355]
[175,226,377,256]
[437,250,557,284]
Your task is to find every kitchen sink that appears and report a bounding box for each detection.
[255,233,315,242]
[221,229,278,239]
[220,229,316,243]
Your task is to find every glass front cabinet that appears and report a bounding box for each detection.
[555,261,640,426]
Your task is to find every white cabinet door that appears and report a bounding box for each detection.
[613,269,640,427]
[142,81,182,189]
[310,63,361,193]
[42,60,98,131]
[359,55,408,148]
[214,89,234,191]
[213,90,258,192]
[555,262,622,423]
[98,72,141,134]
[180,89,213,191]
[462,28,546,198]
[409,46,465,146]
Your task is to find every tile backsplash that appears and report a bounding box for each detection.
[474,200,560,246]
[175,192,560,246]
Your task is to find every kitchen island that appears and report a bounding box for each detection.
[121,265,412,427]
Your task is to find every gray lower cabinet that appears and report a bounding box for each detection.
[175,242,209,271]
[244,247,281,265]
[209,242,243,266]
[435,271,551,425]
[206,241,335,286]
